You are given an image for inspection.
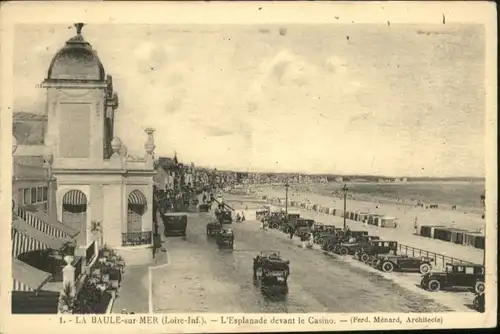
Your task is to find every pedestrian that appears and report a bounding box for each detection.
[289,226,295,239]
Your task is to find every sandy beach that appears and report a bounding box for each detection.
[223,184,485,266]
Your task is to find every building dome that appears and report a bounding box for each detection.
[46,23,105,81]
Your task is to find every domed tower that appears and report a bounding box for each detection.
[42,23,118,166]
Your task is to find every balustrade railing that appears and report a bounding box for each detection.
[86,241,96,265]
[397,244,476,270]
[121,231,153,246]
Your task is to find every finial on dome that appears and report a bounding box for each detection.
[74,23,85,35]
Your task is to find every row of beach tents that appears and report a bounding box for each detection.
[261,196,398,228]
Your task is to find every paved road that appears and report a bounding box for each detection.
[151,212,452,313]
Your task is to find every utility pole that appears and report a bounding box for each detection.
[285,182,290,215]
[342,183,348,230]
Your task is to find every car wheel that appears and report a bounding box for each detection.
[428,279,441,292]
[382,261,394,272]
[317,238,325,246]
[339,247,348,255]
[419,263,431,274]
[361,253,370,263]
[326,243,335,252]
[271,223,278,229]
[475,281,485,294]
[473,296,480,311]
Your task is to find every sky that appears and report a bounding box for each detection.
[13,23,485,177]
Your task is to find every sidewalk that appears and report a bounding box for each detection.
[111,216,169,314]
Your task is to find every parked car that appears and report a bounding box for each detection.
[162,213,187,237]
[373,254,434,274]
[420,263,485,293]
[473,292,485,313]
[354,240,398,258]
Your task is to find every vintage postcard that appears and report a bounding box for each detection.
[0,1,497,333]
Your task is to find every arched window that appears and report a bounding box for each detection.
[127,190,147,233]
[62,190,87,246]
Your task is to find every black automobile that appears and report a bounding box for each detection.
[373,254,434,274]
[354,240,398,258]
[420,263,485,293]
[216,227,234,249]
[253,251,290,295]
[206,221,222,236]
[162,213,187,237]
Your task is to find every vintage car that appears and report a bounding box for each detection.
[354,240,398,258]
[473,292,485,313]
[216,227,234,249]
[313,230,341,245]
[373,254,434,274]
[332,235,380,255]
[321,235,353,251]
[206,221,222,236]
[253,251,290,295]
[266,212,285,229]
[162,213,188,237]
[215,209,233,224]
[420,263,485,293]
[198,203,210,212]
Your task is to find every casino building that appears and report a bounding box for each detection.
[13,23,157,269]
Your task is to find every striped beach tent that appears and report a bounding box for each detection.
[12,258,52,292]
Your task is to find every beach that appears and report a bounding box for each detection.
[224,183,485,265]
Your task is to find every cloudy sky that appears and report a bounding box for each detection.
[13,23,485,177]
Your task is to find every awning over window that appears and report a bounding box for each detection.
[12,217,67,257]
[12,258,52,291]
[62,190,87,205]
[128,190,147,205]
[17,207,79,239]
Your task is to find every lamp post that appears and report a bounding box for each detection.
[342,183,348,230]
[285,182,290,215]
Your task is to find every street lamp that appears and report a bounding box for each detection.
[342,183,348,230]
[285,182,290,215]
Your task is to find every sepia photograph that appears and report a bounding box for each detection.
[0,1,497,333]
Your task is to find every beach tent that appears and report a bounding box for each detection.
[429,225,446,239]
[358,213,369,222]
[379,216,397,228]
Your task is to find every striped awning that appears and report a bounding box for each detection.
[11,228,48,258]
[12,217,67,257]
[12,258,52,291]
[62,190,87,205]
[128,190,147,205]
[17,208,79,239]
